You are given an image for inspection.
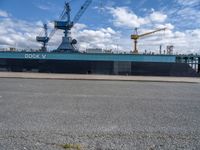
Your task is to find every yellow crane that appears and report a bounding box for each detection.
[131,27,167,54]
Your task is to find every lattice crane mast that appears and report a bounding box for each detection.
[131,27,167,54]
[53,0,92,52]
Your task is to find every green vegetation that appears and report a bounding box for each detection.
[61,144,82,150]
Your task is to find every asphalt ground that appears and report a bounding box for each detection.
[0,78,200,149]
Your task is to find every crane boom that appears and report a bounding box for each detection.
[49,2,71,41]
[53,0,92,52]
[139,28,167,38]
[37,0,93,51]
[73,0,92,24]
[48,29,56,41]
[131,27,167,54]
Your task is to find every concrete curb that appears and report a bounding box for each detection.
[0,72,200,83]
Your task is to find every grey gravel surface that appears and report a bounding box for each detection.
[0,78,200,150]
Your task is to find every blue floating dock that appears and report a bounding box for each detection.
[0,52,176,63]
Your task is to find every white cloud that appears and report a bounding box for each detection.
[35,2,58,11]
[187,29,200,38]
[105,6,200,54]
[167,0,200,29]
[150,11,167,23]
[135,28,200,54]
[176,0,200,6]
[0,12,122,52]
[37,5,51,10]
[0,18,41,49]
[0,10,9,17]
[71,25,122,51]
[177,7,200,20]
[108,7,149,28]
[155,23,174,30]
[108,7,168,28]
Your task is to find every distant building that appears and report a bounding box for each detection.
[86,48,103,53]
[10,47,16,51]
[104,49,112,53]
[166,45,174,55]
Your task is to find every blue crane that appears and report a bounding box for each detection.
[36,23,49,52]
[50,0,93,52]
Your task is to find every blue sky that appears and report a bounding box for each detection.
[0,0,200,54]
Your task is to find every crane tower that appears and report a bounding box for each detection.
[54,0,92,52]
[131,28,167,54]
[36,24,49,52]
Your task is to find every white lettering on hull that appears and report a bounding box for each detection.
[41,54,47,59]
[25,54,47,59]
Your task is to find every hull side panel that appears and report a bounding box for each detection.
[0,58,199,77]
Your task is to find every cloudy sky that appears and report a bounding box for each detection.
[0,0,200,54]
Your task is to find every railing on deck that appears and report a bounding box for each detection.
[176,55,200,73]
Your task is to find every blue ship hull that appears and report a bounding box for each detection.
[0,51,199,77]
